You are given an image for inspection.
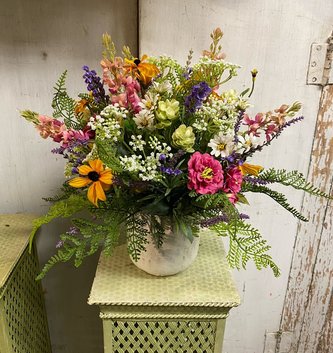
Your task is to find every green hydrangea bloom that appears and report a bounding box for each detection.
[155,99,179,128]
[172,124,195,152]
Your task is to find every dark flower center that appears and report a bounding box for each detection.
[134,59,141,66]
[88,171,100,182]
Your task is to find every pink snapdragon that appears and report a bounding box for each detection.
[36,115,65,141]
[60,129,92,147]
[111,76,142,113]
[187,152,224,194]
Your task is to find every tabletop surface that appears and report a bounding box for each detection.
[0,214,36,289]
[88,230,240,308]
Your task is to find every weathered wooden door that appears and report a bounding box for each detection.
[139,1,333,352]
[277,75,333,352]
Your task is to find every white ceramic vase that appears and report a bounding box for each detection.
[129,228,200,276]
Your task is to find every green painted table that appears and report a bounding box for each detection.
[0,214,51,353]
[88,231,240,353]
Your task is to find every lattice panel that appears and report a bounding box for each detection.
[0,246,51,353]
[110,320,217,353]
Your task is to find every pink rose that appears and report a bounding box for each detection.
[187,152,224,194]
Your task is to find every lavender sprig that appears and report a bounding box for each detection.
[200,213,250,227]
[233,110,245,143]
[243,176,271,185]
[185,81,211,113]
[82,65,108,104]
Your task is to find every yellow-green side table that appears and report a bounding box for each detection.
[88,231,240,353]
[0,214,52,353]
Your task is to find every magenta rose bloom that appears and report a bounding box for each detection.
[187,152,224,194]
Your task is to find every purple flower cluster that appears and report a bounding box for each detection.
[243,176,271,185]
[160,166,182,176]
[82,65,107,104]
[200,212,250,228]
[185,81,212,113]
[159,153,183,176]
[51,140,88,171]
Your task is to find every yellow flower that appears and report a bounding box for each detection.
[125,55,159,85]
[68,159,113,206]
[75,98,89,114]
[239,163,263,176]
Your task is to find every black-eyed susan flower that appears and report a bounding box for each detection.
[68,159,112,206]
[125,55,159,85]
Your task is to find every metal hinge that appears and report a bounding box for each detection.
[307,33,333,85]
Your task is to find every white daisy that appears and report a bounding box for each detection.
[237,134,258,152]
[208,133,235,157]
[133,110,155,130]
[138,92,159,111]
[152,80,173,94]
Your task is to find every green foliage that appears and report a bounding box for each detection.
[52,70,81,129]
[37,212,123,279]
[259,168,331,198]
[212,220,281,277]
[95,138,123,173]
[29,194,90,250]
[20,110,40,124]
[194,192,239,220]
[42,184,80,202]
[242,182,309,222]
[126,214,149,261]
[150,215,167,248]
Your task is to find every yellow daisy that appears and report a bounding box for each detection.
[69,159,113,206]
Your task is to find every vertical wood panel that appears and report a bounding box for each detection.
[280,85,333,353]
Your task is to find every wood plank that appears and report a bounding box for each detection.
[280,85,333,352]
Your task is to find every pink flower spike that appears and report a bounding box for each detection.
[36,115,65,140]
[187,152,224,194]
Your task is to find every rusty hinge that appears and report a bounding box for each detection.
[307,33,333,85]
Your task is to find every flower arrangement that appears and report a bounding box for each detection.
[21,28,330,279]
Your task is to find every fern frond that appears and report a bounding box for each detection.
[212,220,281,277]
[150,215,166,248]
[36,247,76,280]
[52,71,80,129]
[194,193,239,220]
[126,214,149,261]
[259,168,331,198]
[242,182,308,221]
[29,194,90,250]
